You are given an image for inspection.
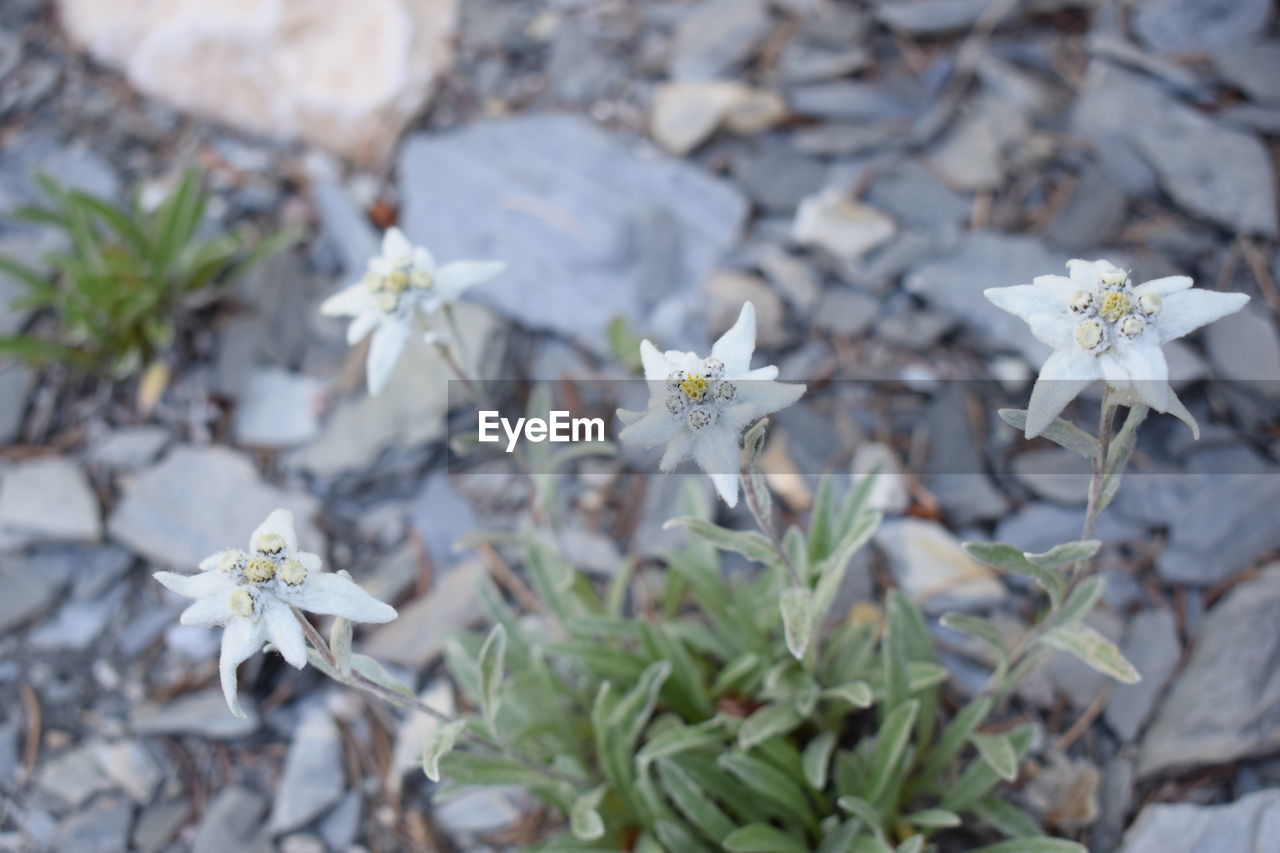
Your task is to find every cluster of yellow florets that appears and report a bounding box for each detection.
[363,256,434,314]
[1067,268,1161,356]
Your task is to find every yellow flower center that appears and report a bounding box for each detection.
[1139,293,1162,315]
[1075,320,1103,351]
[386,271,410,293]
[363,271,384,292]
[218,550,244,573]
[280,558,308,586]
[679,373,708,400]
[1099,291,1132,323]
[244,556,276,583]
[411,269,434,289]
[230,588,255,618]
[254,532,285,554]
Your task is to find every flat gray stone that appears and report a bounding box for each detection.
[28,587,125,651]
[268,708,345,834]
[1139,569,1280,778]
[132,798,190,853]
[1132,0,1271,53]
[1205,306,1280,389]
[362,559,486,667]
[0,361,31,445]
[37,743,116,807]
[904,231,1068,363]
[1106,609,1180,742]
[1074,62,1277,237]
[92,740,162,804]
[399,115,746,355]
[667,0,772,80]
[1211,42,1280,102]
[1119,788,1280,852]
[1147,474,1280,585]
[412,474,478,568]
[996,502,1146,555]
[233,368,326,448]
[109,445,322,570]
[89,427,171,471]
[131,689,260,739]
[194,785,266,853]
[0,550,73,631]
[0,457,101,542]
[1012,447,1092,504]
[875,518,1005,614]
[56,797,133,853]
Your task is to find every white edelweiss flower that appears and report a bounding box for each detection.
[154,509,397,718]
[985,258,1249,439]
[616,302,806,507]
[319,227,506,395]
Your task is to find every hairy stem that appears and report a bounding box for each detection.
[740,467,803,587]
[292,608,587,786]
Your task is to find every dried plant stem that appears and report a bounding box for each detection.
[291,608,586,787]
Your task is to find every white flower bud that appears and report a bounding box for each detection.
[1139,292,1162,316]
[702,357,725,381]
[686,408,715,431]
[1119,314,1146,340]
[1069,290,1095,316]
[1074,319,1108,355]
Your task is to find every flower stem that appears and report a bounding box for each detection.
[291,608,587,787]
[740,468,803,587]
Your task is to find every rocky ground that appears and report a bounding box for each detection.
[2,0,1280,851]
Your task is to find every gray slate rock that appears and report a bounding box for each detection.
[56,797,133,853]
[233,368,326,448]
[132,798,190,853]
[1132,0,1272,54]
[0,457,101,542]
[996,502,1146,555]
[1119,787,1280,852]
[1204,306,1280,387]
[399,116,746,355]
[1045,165,1129,250]
[812,288,878,338]
[1211,42,1280,102]
[131,689,260,739]
[668,0,772,81]
[109,445,322,570]
[0,361,31,445]
[37,743,115,807]
[0,549,74,631]
[1139,568,1280,778]
[89,427,171,472]
[194,785,266,853]
[268,708,345,833]
[904,231,1067,363]
[1106,609,1180,742]
[1011,447,1092,504]
[1074,62,1277,237]
[362,559,487,667]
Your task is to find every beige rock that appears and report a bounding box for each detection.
[650,81,787,155]
[875,518,1005,613]
[704,269,786,348]
[792,189,896,265]
[57,0,457,164]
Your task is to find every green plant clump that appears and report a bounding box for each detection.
[0,169,291,377]
[434,471,1089,853]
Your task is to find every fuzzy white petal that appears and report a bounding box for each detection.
[710,302,758,376]
[986,284,1059,322]
[693,430,742,507]
[742,365,779,381]
[220,617,266,719]
[263,600,307,669]
[366,319,412,395]
[155,570,236,600]
[1028,313,1074,349]
[1116,343,1170,411]
[321,283,374,318]
[199,549,235,572]
[1164,389,1200,439]
[412,246,437,273]
[659,430,695,470]
[1032,274,1079,301]
[1156,290,1249,343]
[735,380,806,419]
[619,407,682,448]
[1133,276,1193,297]
[382,228,413,264]
[346,311,380,345]
[250,509,298,555]
[1067,259,1103,286]
[435,261,506,303]
[297,552,323,573]
[1025,349,1099,437]
[289,572,397,623]
[637,340,670,381]
[180,595,234,627]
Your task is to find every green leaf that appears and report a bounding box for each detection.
[1038,623,1140,684]
[802,731,836,790]
[723,824,810,853]
[738,702,803,750]
[663,517,780,567]
[710,653,762,697]
[941,724,1035,812]
[655,759,735,843]
[718,753,815,828]
[836,795,883,833]
[824,681,874,709]
[329,616,353,675]
[904,808,961,828]
[998,409,1100,461]
[963,541,1066,606]
[808,474,836,565]
[653,819,716,853]
[897,836,924,853]
[349,654,416,701]
[971,732,1019,782]
[637,719,724,767]
[610,660,673,745]
[812,510,880,626]
[1099,404,1149,510]
[422,719,467,782]
[971,796,1044,839]
[868,699,918,805]
[570,787,606,841]
[969,840,1086,853]
[606,315,644,373]
[920,696,992,780]
[1024,540,1101,569]
[780,586,814,660]
[742,418,770,464]
[940,613,1009,665]
[478,623,508,733]
[1056,575,1105,627]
